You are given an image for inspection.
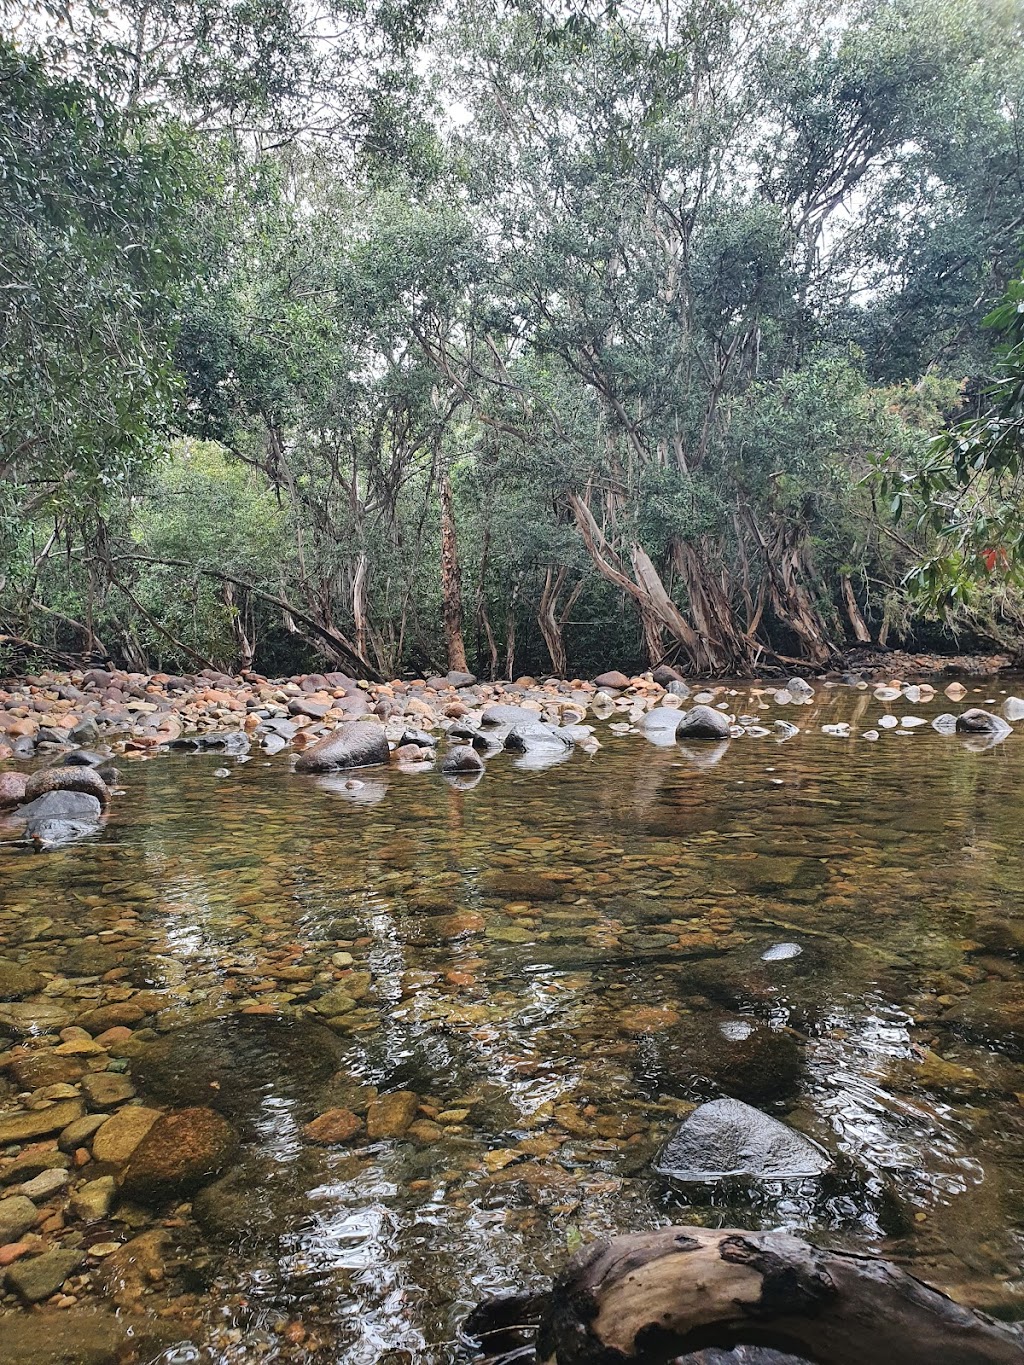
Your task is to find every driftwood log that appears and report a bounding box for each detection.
[533,1227,1024,1365]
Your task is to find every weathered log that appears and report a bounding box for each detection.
[535,1227,1024,1365]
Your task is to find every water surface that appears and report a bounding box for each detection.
[3,679,1024,1361]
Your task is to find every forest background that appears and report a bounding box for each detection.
[3,0,1024,681]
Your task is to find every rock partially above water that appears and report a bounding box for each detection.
[675,704,731,740]
[294,720,389,772]
[440,745,485,774]
[956,708,1011,737]
[654,1098,832,1181]
[22,765,109,808]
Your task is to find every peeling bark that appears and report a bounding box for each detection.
[841,574,872,643]
[535,1227,1024,1365]
[440,464,469,673]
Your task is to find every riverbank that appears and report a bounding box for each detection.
[0,650,1015,765]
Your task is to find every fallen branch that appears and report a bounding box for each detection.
[534,1227,1024,1365]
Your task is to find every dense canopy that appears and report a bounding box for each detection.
[2,0,1023,677]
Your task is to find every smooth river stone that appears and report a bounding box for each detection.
[91,1106,162,1163]
[761,943,803,961]
[366,1091,419,1139]
[0,1099,85,1144]
[5,1248,84,1303]
[654,1098,832,1181]
[0,1196,38,1245]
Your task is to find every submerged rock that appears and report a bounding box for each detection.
[654,1097,832,1181]
[956,708,1012,738]
[675,704,731,740]
[294,720,388,772]
[129,1013,345,1130]
[0,958,43,1000]
[119,1106,239,1204]
[5,1248,84,1303]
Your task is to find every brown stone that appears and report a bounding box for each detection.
[118,1107,239,1204]
[366,1091,419,1140]
[90,1106,162,1163]
[302,1108,363,1144]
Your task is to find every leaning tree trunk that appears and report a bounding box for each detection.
[439,465,469,673]
[535,1227,1024,1365]
[841,574,872,644]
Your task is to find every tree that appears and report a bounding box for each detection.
[880,268,1024,618]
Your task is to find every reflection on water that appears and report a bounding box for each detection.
[4,679,1024,1360]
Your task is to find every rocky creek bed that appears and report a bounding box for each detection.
[2,664,1024,1362]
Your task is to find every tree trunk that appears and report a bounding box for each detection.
[842,574,872,643]
[439,465,468,673]
[536,1226,1024,1365]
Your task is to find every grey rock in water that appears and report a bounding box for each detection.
[932,712,958,735]
[14,790,102,823]
[440,745,485,774]
[654,1097,832,1181]
[57,748,107,767]
[480,704,544,727]
[786,677,815,698]
[675,704,732,740]
[5,1248,84,1303]
[26,817,100,848]
[1002,696,1024,722]
[504,722,573,754]
[761,943,803,961]
[666,680,691,699]
[294,720,389,772]
[956,708,1012,738]
[168,731,250,754]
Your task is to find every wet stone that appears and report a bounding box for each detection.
[366,1091,419,1139]
[0,1196,37,1244]
[655,1098,832,1182]
[128,1014,344,1133]
[80,1073,136,1109]
[90,1106,162,1163]
[4,1248,84,1303]
[15,1168,69,1201]
[69,1174,116,1221]
[0,1099,85,1144]
[0,961,44,1001]
[119,1106,240,1204]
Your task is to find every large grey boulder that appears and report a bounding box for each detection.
[675,704,731,740]
[654,1097,832,1181]
[14,790,102,823]
[440,745,485,774]
[294,720,389,772]
[481,704,545,727]
[956,708,1011,738]
[504,723,573,759]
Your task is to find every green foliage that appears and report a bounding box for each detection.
[0,38,194,540]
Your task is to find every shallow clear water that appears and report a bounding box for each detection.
[3,680,1024,1361]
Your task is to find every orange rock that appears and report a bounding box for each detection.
[0,1243,32,1267]
[302,1108,363,1144]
